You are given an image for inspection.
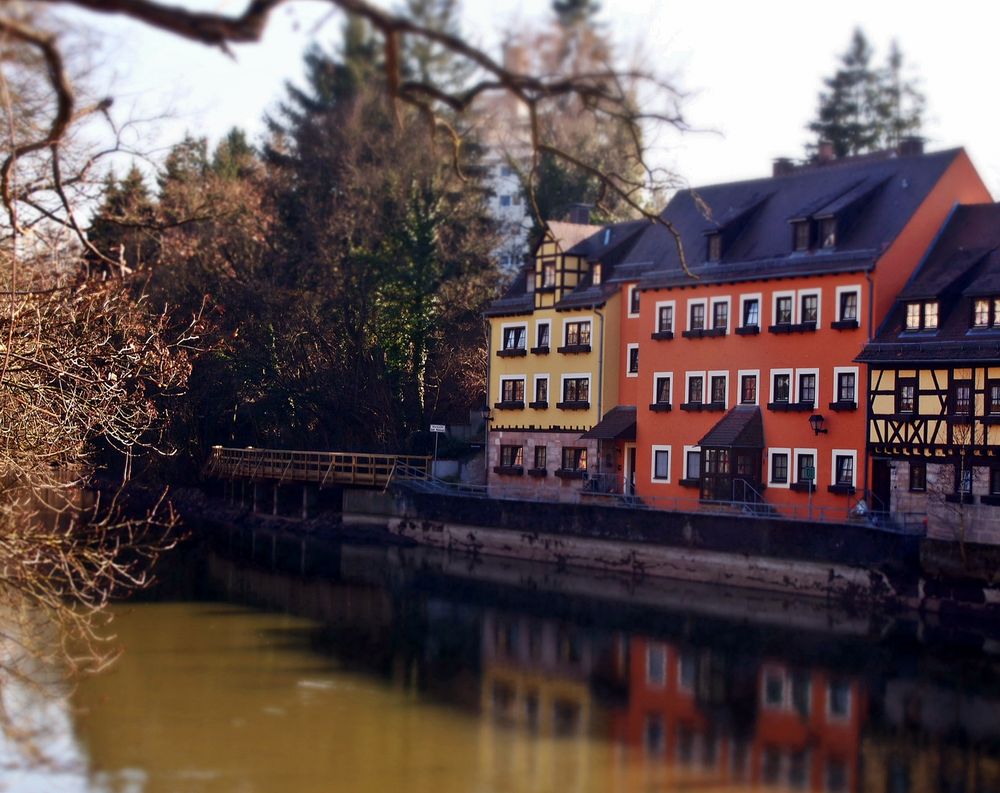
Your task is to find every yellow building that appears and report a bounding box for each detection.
[485,219,646,501]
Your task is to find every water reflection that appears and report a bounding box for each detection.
[53,537,1000,792]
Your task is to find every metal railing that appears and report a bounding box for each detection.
[205,446,431,488]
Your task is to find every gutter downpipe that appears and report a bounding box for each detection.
[595,306,605,484]
[862,265,875,508]
[484,317,492,485]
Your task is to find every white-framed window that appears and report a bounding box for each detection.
[768,448,791,488]
[651,445,672,483]
[501,323,528,350]
[646,642,667,686]
[708,370,729,407]
[739,292,762,329]
[793,448,818,486]
[683,445,701,480]
[797,288,822,327]
[738,369,760,405]
[795,368,819,408]
[831,449,857,488]
[687,298,708,331]
[562,315,594,346]
[826,679,852,721]
[677,648,697,692]
[626,343,639,377]
[835,284,862,323]
[652,372,673,404]
[772,290,796,326]
[499,376,526,403]
[710,296,731,333]
[535,320,551,348]
[654,300,676,334]
[832,366,858,404]
[559,372,591,404]
[533,374,549,404]
[685,371,707,405]
[769,368,793,404]
[628,285,641,318]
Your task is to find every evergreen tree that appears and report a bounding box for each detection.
[399,0,472,96]
[553,0,601,28]
[807,29,925,158]
[87,164,159,275]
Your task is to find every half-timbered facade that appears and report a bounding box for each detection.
[485,220,646,501]
[858,204,1000,543]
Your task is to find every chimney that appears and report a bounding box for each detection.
[772,158,795,177]
[817,140,835,163]
[898,136,924,157]
[566,203,592,225]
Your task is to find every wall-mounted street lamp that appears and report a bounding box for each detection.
[808,414,828,436]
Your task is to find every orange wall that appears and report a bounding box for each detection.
[634,272,873,512]
[873,151,991,331]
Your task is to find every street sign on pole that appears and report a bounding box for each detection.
[430,425,446,475]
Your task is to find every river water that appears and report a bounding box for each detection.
[14,531,1000,792]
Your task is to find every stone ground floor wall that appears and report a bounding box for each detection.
[487,429,600,503]
[890,460,1000,545]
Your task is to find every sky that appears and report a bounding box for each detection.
[64,0,1000,196]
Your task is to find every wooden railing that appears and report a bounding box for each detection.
[205,446,431,488]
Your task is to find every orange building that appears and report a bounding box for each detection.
[612,636,867,792]
[612,143,991,514]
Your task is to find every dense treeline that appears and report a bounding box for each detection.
[90,16,504,478]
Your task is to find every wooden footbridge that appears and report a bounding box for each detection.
[205,446,431,488]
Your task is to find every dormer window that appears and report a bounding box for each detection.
[905,301,939,331]
[793,221,811,251]
[542,260,556,288]
[592,263,602,285]
[820,217,837,248]
[972,298,1000,329]
[707,233,722,262]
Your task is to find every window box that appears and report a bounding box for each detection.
[768,323,793,334]
[830,319,860,331]
[705,401,726,412]
[527,467,548,478]
[528,400,548,409]
[556,400,590,410]
[681,329,706,339]
[493,400,524,410]
[827,484,856,495]
[537,285,556,293]
[705,327,727,337]
[557,344,591,354]
[790,482,816,493]
[530,345,550,355]
[767,401,813,412]
[980,494,1000,507]
[945,493,976,505]
[650,331,674,341]
[649,403,672,412]
[828,400,857,412]
[496,348,526,358]
[767,322,817,334]
[554,468,586,480]
[680,402,704,412]
[795,321,818,332]
[493,465,524,476]
[735,325,760,336]
[678,478,700,488]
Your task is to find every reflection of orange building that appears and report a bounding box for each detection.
[612,637,867,792]
[753,662,867,792]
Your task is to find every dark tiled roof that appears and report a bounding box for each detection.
[627,148,963,290]
[483,266,534,317]
[859,204,1000,365]
[580,405,636,441]
[698,405,764,449]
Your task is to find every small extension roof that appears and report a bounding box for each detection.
[698,406,764,449]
